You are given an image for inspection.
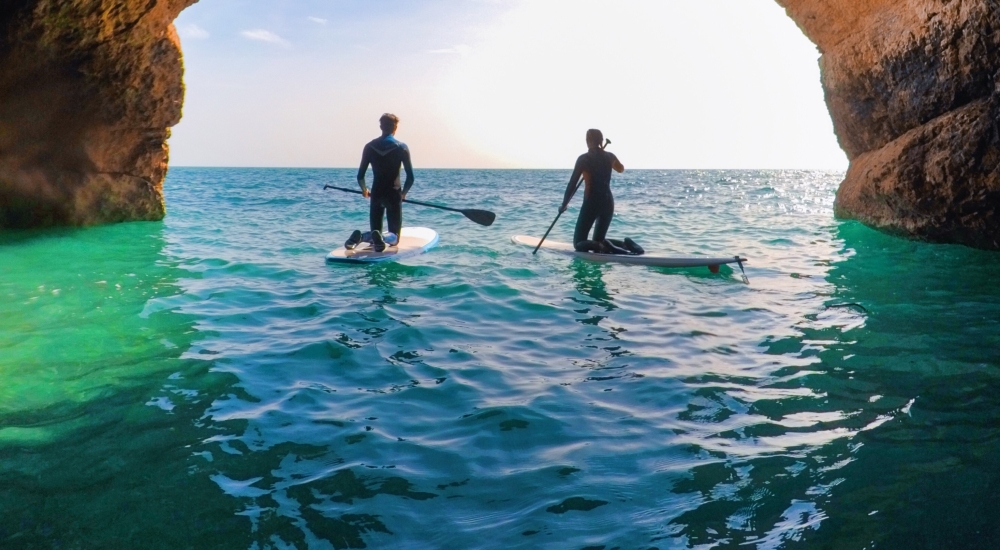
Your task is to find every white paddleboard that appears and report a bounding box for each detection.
[328,227,439,264]
[512,235,747,269]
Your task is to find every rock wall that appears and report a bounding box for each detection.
[0,0,195,228]
[778,0,1000,249]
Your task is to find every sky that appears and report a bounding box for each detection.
[170,0,848,170]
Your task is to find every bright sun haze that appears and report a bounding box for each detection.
[171,0,847,170]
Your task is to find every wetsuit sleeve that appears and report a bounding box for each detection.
[610,152,625,173]
[357,145,372,192]
[401,145,415,195]
[562,156,585,208]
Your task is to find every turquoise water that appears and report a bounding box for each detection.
[3,168,1000,549]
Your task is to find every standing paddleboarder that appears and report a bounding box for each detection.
[559,129,642,254]
[345,113,415,252]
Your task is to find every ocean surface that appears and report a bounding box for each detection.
[3,168,1000,550]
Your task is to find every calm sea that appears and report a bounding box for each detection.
[2,168,1000,549]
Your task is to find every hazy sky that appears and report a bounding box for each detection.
[171,0,848,170]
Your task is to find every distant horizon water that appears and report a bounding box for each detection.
[168,165,849,171]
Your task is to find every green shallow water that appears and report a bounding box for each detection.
[2,168,1000,549]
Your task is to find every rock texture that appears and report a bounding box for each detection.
[0,0,195,228]
[778,0,1000,249]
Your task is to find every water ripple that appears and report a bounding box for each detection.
[5,169,1000,548]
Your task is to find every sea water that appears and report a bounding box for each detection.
[2,168,1000,549]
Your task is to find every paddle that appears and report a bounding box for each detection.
[323,185,496,227]
[532,138,610,254]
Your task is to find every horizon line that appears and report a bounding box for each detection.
[169,165,848,172]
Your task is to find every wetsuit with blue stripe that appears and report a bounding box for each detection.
[357,135,414,236]
[564,148,620,250]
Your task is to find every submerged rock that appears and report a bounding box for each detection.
[0,0,195,228]
[779,0,1000,249]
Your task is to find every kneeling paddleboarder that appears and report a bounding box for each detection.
[345,113,414,252]
[559,129,642,255]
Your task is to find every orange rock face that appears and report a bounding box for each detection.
[0,0,196,228]
[779,0,1000,248]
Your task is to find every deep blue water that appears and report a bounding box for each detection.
[2,168,1000,549]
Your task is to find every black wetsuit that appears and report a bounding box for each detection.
[357,135,414,236]
[564,148,620,249]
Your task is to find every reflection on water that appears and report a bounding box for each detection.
[667,220,1000,549]
[789,223,1000,548]
[361,260,421,293]
[570,260,616,314]
[0,222,249,547]
[5,169,1000,549]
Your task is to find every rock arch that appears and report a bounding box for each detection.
[2,0,999,248]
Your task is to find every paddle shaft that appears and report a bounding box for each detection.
[323,184,495,226]
[532,138,610,254]
[324,185,463,212]
[532,207,568,254]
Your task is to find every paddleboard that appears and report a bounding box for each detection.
[512,235,747,269]
[327,227,439,264]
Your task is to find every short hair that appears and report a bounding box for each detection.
[380,113,400,127]
[586,129,603,147]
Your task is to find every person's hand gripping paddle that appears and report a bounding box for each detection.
[533,138,610,254]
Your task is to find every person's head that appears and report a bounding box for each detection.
[379,113,400,135]
[586,129,603,149]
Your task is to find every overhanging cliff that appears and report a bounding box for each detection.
[779,0,1000,249]
[0,0,195,228]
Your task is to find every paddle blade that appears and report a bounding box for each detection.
[462,209,496,226]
